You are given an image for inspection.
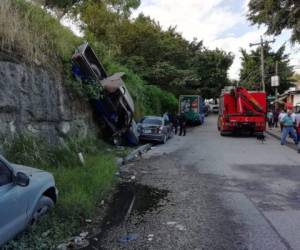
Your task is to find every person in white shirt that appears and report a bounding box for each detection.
[278,110,287,131]
[291,111,296,123]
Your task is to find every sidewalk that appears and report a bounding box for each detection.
[266,126,299,152]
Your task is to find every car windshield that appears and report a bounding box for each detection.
[142,118,162,125]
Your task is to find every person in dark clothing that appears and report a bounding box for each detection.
[273,110,279,128]
[173,114,179,135]
[179,112,186,136]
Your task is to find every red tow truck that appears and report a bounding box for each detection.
[218,86,266,135]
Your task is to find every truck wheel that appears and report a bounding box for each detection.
[220,131,227,136]
[30,196,54,225]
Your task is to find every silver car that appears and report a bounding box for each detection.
[0,155,58,246]
[138,116,173,144]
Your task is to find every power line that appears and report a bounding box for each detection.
[249,36,275,92]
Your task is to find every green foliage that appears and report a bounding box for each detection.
[80,6,233,98]
[0,0,83,64]
[190,49,234,98]
[247,0,300,43]
[239,45,294,94]
[105,61,178,117]
[2,134,117,249]
[144,85,178,115]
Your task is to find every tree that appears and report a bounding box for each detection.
[248,0,300,43]
[190,49,234,98]
[239,45,294,94]
[105,0,140,18]
[32,0,140,18]
[78,3,233,98]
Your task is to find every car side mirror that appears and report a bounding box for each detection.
[14,172,30,187]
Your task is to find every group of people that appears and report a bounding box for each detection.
[167,112,187,136]
[267,109,300,152]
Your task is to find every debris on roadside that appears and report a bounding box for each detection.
[166,221,186,231]
[78,152,85,166]
[148,234,154,241]
[175,224,186,231]
[57,233,89,250]
[123,143,152,164]
[166,221,177,226]
[41,230,51,237]
[79,232,89,238]
[119,233,139,243]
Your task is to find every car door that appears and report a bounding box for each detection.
[0,160,27,246]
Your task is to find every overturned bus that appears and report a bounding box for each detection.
[72,43,139,145]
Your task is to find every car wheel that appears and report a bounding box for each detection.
[162,135,167,144]
[30,196,54,225]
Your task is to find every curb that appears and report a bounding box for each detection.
[266,130,298,152]
[265,130,281,140]
[123,143,152,164]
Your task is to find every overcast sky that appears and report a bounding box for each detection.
[132,0,300,80]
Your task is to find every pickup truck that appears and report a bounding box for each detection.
[0,155,57,246]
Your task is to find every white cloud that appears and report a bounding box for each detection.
[208,28,267,79]
[61,14,84,37]
[133,0,242,42]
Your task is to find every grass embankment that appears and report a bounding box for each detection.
[2,135,123,250]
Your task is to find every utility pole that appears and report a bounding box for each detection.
[275,60,278,97]
[249,36,275,92]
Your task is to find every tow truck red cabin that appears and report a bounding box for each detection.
[218,86,266,135]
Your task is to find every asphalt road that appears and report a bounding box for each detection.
[93,115,300,250]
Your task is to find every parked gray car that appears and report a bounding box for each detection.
[138,116,173,144]
[0,155,57,246]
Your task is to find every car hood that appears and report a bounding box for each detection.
[11,164,47,175]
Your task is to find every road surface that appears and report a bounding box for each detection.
[92,115,300,250]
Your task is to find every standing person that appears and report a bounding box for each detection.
[273,109,279,128]
[279,109,287,131]
[280,110,298,145]
[267,110,273,129]
[295,112,300,153]
[179,112,186,136]
[291,109,296,124]
[173,114,179,135]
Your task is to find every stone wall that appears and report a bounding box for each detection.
[0,60,100,143]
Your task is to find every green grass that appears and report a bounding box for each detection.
[2,135,118,250]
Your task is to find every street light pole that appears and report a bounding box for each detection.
[275,60,278,97]
[249,36,275,92]
[260,37,265,92]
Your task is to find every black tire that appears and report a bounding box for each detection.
[30,196,54,225]
[220,131,228,136]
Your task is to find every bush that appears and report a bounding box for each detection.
[105,61,178,117]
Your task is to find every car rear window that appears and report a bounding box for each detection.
[142,118,162,125]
